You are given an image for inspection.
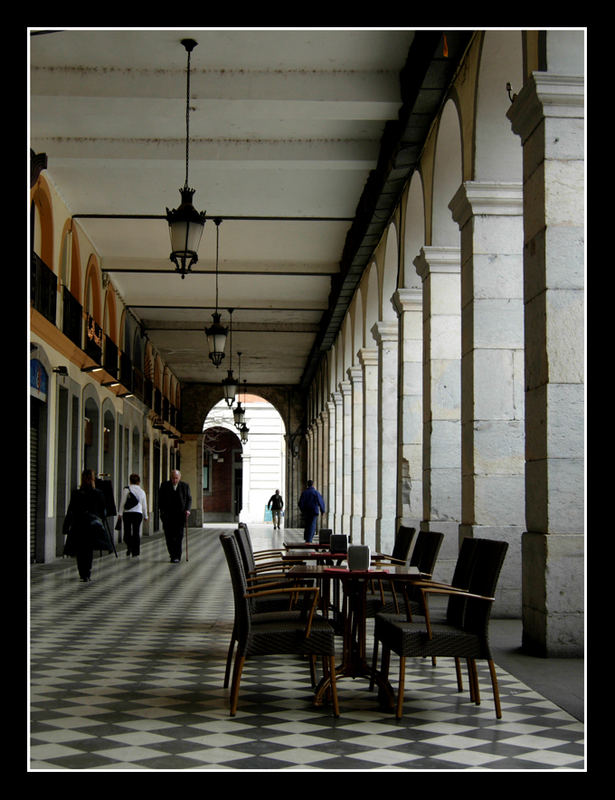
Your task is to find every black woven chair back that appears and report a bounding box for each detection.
[318,528,332,545]
[234,525,257,576]
[446,537,480,626]
[409,530,444,574]
[220,532,253,643]
[391,526,416,562]
[463,538,508,636]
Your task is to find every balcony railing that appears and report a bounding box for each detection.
[103,336,118,378]
[84,314,103,364]
[32,277,183,434]
[31,253,57,325]
[62,287,82,348]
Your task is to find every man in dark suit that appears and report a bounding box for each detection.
[159,470,192,563]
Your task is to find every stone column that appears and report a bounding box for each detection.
[339,380,352,535]
[371,321,398,555]
[316,414,324,507]
[333,391,344,534]
[180,433,203,526]
[449,181,525,616]
[359,347,378,549]
[392,288,423,530]
[322,404,332,529]
[326,398,337,533]
[413,247,462,582]
[347,365,364,542]
[508,72,585,655]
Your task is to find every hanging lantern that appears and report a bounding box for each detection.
[166,39,206,278]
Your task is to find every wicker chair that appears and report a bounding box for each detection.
[371,525,416,565]
[224,528,305,689]
[366,530,442,619]
[370,536,479,691]
[220,532,339,717]
[373,537,508,719]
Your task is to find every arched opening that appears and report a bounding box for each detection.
[83,394,100,475]
[202,395,286,526]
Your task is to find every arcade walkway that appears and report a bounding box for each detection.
[29,525,584,771]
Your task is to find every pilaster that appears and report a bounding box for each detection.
[371,320,398,555]
[507,72,585,654]
[413,246,461,582]
[449,180,525,616]
[358,347,378,549]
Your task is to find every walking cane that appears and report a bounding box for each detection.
[185,514,189,562]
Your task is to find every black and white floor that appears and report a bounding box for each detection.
[29,525,585,772]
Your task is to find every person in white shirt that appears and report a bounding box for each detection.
[119,473,148,557]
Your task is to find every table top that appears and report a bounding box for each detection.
[282,549,347,561]
[282,541,330,549]
[287,563,423,580]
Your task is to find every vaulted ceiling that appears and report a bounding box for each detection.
[29,28,472,390]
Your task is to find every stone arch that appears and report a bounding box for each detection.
[362,261,379,341]
[381,222,399,321]
[432,98,464,245]
[30,174,54,270]
[474,30,523,181]
[84,254,103,323]
[103,286,118,345]
[351,289,363,363]
[403,172,426,289]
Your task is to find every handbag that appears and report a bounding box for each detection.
[124,487,139,510]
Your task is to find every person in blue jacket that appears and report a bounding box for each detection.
[298,480,325,543]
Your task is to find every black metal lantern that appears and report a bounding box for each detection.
[221,309,238,405]
[205,218,227,366]
[166,39,206,278]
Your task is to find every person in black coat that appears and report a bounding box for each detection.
[63,469,110,582]
[159,469,192,563]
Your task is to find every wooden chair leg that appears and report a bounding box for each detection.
[454,657,464,692]
[466,658,476,701]
[224,635,236,688]
[369,639,379,690]
[488,659,503,719]
[229,654,245,716]
[309,655,317,687]
[468,659,481,705]
[329,656,340,717]
[396,656,406,719]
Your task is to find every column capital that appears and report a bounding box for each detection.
[338,379,352,397]
[358,347,378,368]
[413,246,460,281]
[392,287,422,316]
[332,390,343,408]
[507,72,584,144]
[371,320,398,346]
[347,365,363,385]
[449,181,524,228]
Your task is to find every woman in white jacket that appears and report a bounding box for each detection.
[119,474,148,557]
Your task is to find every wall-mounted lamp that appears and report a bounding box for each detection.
[102,380,120,388]
[118,391,134,398]
[53,366,68,376]
[81,365,103,373]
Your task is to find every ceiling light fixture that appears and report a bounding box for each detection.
[221,308,238,406]
[166,38,206,279]
[233,352,245,428]
[205,218,228,367]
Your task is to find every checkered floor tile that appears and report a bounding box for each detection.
[30,526,585,771]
